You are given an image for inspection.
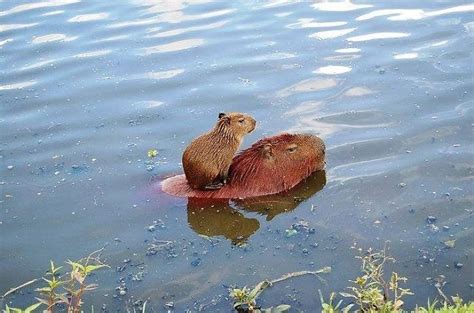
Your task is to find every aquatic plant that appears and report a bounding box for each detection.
[319,247,473,313]
[2,250,108,313]
[229,267,331,312]
[337,246,413,312]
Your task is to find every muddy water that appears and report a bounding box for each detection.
[1,0,473,311]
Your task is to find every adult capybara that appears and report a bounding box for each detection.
[182,112,256,190]
[162,133,325,199]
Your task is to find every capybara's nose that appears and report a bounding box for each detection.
[249,118,256,133]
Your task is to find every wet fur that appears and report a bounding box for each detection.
[164,133,325,198]
[182,113,256,189]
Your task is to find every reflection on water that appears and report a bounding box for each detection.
[67,13,109,23]
[32,33,77,44]
[314,65,352,75]
[310,28,356,40]
[187,171,326,245]
[139,38,205,55]
[347,32,410,42]
[277,77,339,97]
[311,1,372,12]
[1,0,473,310]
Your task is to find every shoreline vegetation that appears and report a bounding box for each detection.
[2,247,472,312]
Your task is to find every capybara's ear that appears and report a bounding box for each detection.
[219,114,230,125]
[262,143,273,159]
[218,112,226,119]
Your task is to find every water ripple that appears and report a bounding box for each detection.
[147,20,229,38]
[0,23,39,33]
[32,33,77,44]
[277,78,339,97]
[0,0,80,17]
[312,1,372,12]
[313,65,352,75]
[310,28,356,40]
[357,5,474,21]
[347,32,410,42]
[139,38,205,55]
[68,13,109,22]
[0,81,36,90]
[287,18,347,29]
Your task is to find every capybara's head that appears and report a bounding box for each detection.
[228,133,325,195]
[215,112,256,138]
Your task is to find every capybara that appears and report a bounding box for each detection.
[162,133,325,198]
[182,112,256,190]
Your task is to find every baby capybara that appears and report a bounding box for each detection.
[182,112,256,190]
[163,133,325,198]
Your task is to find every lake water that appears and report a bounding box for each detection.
[1,0,473,311]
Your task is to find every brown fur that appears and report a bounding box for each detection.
[163,133,325,198]
[182,112,256,190]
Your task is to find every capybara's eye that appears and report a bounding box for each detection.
[238,118,245,124]
[286,144,298,153]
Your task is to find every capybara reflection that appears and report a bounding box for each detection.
[187,198,260,246]
[182,112,256,190]
[162,133,325,199]
[185,171,326,244]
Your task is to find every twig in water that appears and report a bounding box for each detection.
[2,278,39,298]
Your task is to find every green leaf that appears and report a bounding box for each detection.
[147,149,158,158]
[25,302,43,313]
[85,264,108,273]
[41,277,52,285]
[339,292,357,299]
[67,260,85,272]
[273,304,291,312]
[342,304,354,312]
[249,280,270,300]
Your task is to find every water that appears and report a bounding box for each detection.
[1,0,473,311]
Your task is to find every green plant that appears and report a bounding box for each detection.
[3,250,108,313]
[319,247,473,312]
[229,267,331,312]
[319,290,353,313]
[4,302,42,313]
[415,296,474,313]
[337,247,413,312]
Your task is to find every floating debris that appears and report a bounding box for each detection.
[290,220,315,233]
[147,149,158,158]
[454,262,464,269]
[7,165,14,170]
[115,282,127,296]
[146,219,165,232]
[426,216,437,224]
[285,229,298,238]
[146,239,175,257]
[444,240,456,249]
[191,257,202,267]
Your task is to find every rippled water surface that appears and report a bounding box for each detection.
[1,0,473,311]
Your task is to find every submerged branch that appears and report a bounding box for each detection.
[2,278,39,298]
